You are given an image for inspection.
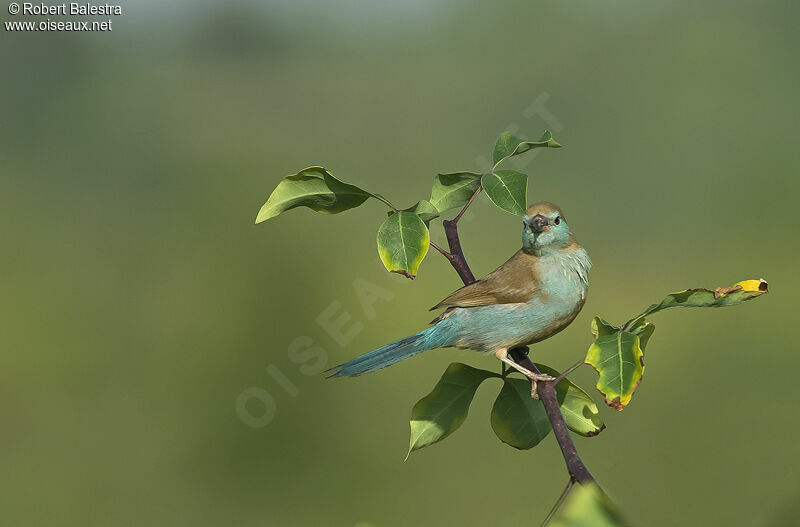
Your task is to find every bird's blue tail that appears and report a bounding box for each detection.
[327,328,439,377]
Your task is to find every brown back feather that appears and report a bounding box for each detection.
[430,250,541,311]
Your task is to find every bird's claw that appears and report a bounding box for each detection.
[528,373,556,399]
[496,353,556,399]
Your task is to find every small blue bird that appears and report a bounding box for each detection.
[328,202,591,394]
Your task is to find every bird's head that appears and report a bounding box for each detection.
[522,202,570,253]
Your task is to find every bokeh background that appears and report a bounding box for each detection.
[2,1,799,525]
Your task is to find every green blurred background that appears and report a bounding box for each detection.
[2,1,798,525]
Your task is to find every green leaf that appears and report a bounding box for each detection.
[255,166,385,223]
[401,200,440,224]
[376,212,430,279]
[625,278,769,329]
[550,483,630,527]
[585,331,644,411]
[537,364,605,437]
[491,377,551,449]
[407,363,496,458]
[481,170,527,216]
[492,130,562,168]
[429,172,482,213]
[491,364,604,449]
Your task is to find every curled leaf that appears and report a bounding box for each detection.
[591,317,619,339]
[256,166,380,223]
[626,278,769,329]
[492,130,562,168]
[629,320,655,351]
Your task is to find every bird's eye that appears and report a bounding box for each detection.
[554,216,561,225]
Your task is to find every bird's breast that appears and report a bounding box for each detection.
[536,252,590,306]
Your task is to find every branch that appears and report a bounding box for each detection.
[509,347,597,485]
[442,219,476,284]
[435,186,481,284]
[432,190,599,487]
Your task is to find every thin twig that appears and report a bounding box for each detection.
[552,359,585,386]
[429,241,452,259]
[453,186,482,224]
[541,477,575,527]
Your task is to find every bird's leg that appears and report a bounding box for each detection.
[494,349,555,399]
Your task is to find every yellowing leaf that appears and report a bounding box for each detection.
[625,278,769,329]
[589,279,767,412]
[376,212,430,279]
[585,331,644,411]
[734,278,769,293]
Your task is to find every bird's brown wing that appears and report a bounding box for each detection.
[430,250,540,311]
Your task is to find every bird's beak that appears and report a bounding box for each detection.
[530,214,549,234]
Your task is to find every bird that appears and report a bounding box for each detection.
[327,202,591,397]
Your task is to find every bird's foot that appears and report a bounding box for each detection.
[495,352,556,399]
[526,373,556,400]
